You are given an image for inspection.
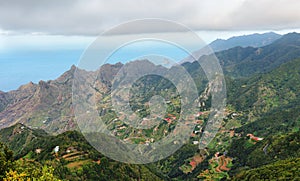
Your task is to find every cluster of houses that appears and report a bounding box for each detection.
[163,114,177,124]
[247,133,264,142]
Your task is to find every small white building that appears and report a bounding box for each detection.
[54,146,59,153]
[193,141,199,145]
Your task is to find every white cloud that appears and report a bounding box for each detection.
[0,0,299,35]
[0,33,94,51]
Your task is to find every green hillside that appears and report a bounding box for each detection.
[228,130,300,174]
[0,123,48,156]
[233,157,300,180]
[0,125,164,180]
[223,58,300,178]
[215,32,300,78]
[1,33,300,180]
[227,58,300,134]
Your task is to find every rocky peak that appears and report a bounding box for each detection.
[54,65,76,84]
[18,81,36,91]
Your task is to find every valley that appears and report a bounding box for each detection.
[0,32,300,180]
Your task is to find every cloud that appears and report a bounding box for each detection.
[0,0,300,35]
[229,0,300,30]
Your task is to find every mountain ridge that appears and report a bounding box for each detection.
[210,32,281,52]
[1,32,300,180]
[180,32,282,64]
[215,32,300,77]
[1,32,300,135]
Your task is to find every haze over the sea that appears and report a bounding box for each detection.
[1,29,299,92]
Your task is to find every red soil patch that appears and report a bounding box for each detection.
[229,130,235,137]
[189,155,204,171]
[216,156,231,172]
[190,160,197,170]
[94,160,101,165]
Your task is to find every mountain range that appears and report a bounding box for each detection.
[0,32,300,180]
[181,32,282,64]
[209,32,281,52]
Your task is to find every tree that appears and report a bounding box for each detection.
[4,166,62,181]
[0,142,13,179]
[5,159,62,181]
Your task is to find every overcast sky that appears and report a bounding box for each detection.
[0,0,299,51]
[1,0,300,35]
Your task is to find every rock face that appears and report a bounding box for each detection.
[0,66,75,134]
[0,61,161,135]
[1,32,300,135]
[0,58,194,135]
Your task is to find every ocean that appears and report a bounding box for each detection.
[0,49,82,92]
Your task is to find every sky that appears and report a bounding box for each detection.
[1,0,300,91]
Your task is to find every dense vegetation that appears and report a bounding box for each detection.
[0,126,164,180]
[215,33,300,78]
[228,130,300,174]
[1,33,300,180]
[1,119,299,180]
[233,157,300,180]
[227,58,300,133]
[0,141,61,180]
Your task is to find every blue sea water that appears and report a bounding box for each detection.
[0,40,193,92]
[0,49,82,92]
